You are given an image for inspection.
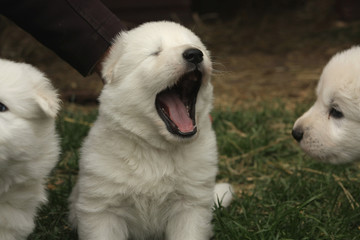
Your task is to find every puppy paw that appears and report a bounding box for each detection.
[214,183,233,208]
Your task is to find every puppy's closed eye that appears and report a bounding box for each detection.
[329,107,343,119]
[0,102,8,112]
[151,49,162,56]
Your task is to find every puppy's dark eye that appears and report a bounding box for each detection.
[329,107,343,119]
[0,102,8,112]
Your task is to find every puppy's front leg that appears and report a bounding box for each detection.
[77,211,128,240]
[0,208,35,240]
[0,230,21,240]
[166,206,213,240]
[0,189,41,240]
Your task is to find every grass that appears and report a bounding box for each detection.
[28,101,360,240]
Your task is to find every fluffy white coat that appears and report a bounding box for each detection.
[293,46,360,164]
[69,21,231,240]
[0,59,60,240]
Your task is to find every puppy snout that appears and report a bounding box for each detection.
[183,48,203,65]
[292,127,304,142]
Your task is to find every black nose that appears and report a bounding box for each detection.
[292,128,304,142]
[183,48,203,65]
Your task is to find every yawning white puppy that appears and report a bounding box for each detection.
[0,59,60,239]
[292,46,360,164]
[69,21,232,240]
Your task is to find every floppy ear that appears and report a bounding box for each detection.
[35,77,61,118]
[101,32,127,84]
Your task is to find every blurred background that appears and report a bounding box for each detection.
[1,0,360,109]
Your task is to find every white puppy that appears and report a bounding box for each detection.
[0,59,60,239]
[69,21,232,240]
[292,46,360,164]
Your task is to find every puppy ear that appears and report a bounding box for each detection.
[35,77,61,118]
[101,32,127,84]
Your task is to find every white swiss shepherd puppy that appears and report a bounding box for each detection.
[0,59,60,240]
[69,21,232,240]
[292,46,360,164]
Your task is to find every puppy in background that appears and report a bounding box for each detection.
[292,46,360,164]
[69,21,232,240]
[0,59,60,240]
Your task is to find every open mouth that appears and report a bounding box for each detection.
[155,70,202,137]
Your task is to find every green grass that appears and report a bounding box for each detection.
[29,102,360,240]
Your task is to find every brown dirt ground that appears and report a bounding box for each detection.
[1,1,360,110]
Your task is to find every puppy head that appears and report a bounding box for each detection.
[292,46,360,164]
[100,21,213,146]
[0,59,60,158]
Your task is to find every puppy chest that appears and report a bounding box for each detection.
[112,191,178,238]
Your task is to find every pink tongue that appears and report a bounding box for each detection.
[158,93,194,133]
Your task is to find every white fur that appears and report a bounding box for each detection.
[293,46,360,164]
[69,21,231,240]
[0,59,60,239]
[214,183,233,208]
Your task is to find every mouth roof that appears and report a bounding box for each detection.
[155,70,202,137]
